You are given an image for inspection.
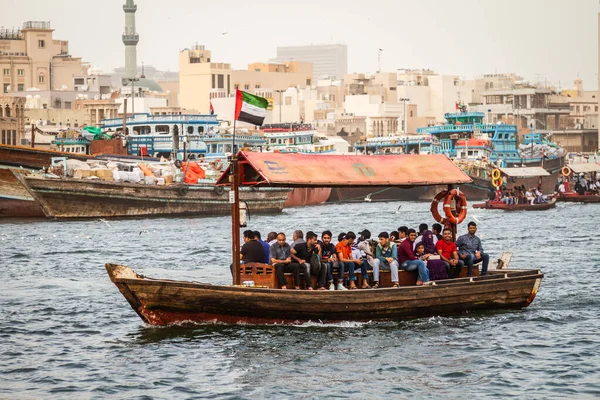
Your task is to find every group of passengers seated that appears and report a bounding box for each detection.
[236,222,489,290]
[496,185,546,205]
[570,173,600,195]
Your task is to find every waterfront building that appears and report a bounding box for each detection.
[0,95,26,145]
[471,87,570,135]
[0,21,86,93]
[275,44,347,80]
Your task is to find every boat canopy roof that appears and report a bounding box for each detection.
[499,167,550,177]
[216,151,472,187]
[568,163,600,173]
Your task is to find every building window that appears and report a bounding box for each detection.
[1,130,5,144]
[255,84,260,89]
[234,84,239,90]
[3,69,9,75]
[3,83,9,93]
[211,74,215,89]
[38,39,45,48]
[306,79,311,86]
[38,74,45,84]
[187,126,194,134]
[596,106,599,112]
[17,84,24,91]
[244,84,249,90]
[64,101,72,109]
[198,126,204,133]
[17,69,24,76]
[217,74,224,89]
[12,130,16,145]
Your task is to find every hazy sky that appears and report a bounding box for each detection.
[3,0,598,89]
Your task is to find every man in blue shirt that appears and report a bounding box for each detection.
[455,221,490,276]
[253,230,271,264]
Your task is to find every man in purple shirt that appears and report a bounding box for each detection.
[397,228,430,285]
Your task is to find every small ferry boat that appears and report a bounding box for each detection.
[556,163,600,203]
[106,151,544,325]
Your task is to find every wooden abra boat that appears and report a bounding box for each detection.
[473,197,556,211]
[106,151,544,325]
[106,263,542,324]
[16,174,290,219]
[557,192,600,203]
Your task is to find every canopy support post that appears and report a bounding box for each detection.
[231,120,241,286]
[448,184,457,241]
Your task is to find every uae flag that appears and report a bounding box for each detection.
[235,89,268,126]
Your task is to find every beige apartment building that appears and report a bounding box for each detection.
[0,21,86,94]
[179,44,313,114]
[0,95,26,145]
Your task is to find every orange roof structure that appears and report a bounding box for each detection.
[217,151,472,187]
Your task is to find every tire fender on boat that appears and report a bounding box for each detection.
[443,189,468,225]
[214,186,225,196]
[430,190,448,224]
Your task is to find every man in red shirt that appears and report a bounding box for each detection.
[435,228,464,278]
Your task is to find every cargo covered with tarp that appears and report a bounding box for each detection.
[216,151,472,187]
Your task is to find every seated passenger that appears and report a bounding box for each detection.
[397,228,430,285]
[320,230,346,291]
[525,188,535,205]
[501,188,514,205]
[253,231,271,265]
[292,231,326,290]
[371,231,400,288]
[270,232,301,290]
[456,221,490,276]
[336,232,362,289]
[436,227,464,278]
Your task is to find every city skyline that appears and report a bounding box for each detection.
[1,0,598,89]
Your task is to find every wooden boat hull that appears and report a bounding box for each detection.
[105,263,543,325]
[0,144,89,169]
[557,192,600,203]
[19,175,290,219]
[473,198,557,211]
[0,168,45,218]
[284,187,332,208]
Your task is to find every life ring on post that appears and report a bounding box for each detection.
[443,189,468,225]
[214,158,223,171]
[561,166,571,177]
[491,169,501,181]
[492,177,503,188]
[430,190,448,224]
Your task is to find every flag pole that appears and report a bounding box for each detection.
[231,106,241,286]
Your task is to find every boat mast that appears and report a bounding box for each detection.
[231,120,241,286]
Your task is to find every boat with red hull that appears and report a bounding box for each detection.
[473,197,556,211]
[106,151,544,326]
[557,192,600,203]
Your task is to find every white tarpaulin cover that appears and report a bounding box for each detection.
[499,167,550,177]
[568,163,600,174]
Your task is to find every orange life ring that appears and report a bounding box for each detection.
[213,158,223,171]
[430,190,448,224]
[561,166,571,176]
[443,189,468,225]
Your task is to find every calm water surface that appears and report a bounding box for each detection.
[1,201,599,399]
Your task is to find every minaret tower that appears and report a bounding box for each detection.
[122,0,139,84]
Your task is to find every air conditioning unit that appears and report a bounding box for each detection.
[21,138,31,146]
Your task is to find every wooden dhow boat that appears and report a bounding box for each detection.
[15,172,290,219]
[473,198,556,211]
[106,151,544,325]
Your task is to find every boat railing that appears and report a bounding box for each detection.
[418,124,516,135]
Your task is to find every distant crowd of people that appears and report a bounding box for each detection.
[235,222,489,290]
